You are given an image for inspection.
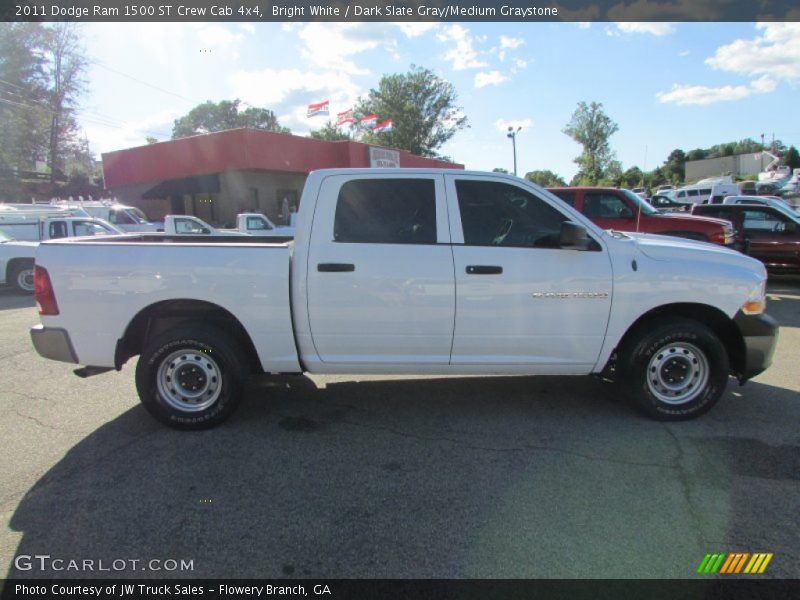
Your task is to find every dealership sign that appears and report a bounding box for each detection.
[369,147,400,168]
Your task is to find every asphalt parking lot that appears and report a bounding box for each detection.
[0,279,798,580]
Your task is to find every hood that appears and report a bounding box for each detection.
[623,232,763,272]
[657,213,732,228]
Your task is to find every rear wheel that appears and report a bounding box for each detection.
[620,318,729,420]
[10,261,35,294]
[135,325,248,429]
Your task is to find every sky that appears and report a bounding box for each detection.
[77,21,800,181]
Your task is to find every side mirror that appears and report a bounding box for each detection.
[559,221,591,250]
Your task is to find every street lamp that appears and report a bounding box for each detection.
[507,126,522,176]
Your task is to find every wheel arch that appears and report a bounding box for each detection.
[610,302,745,378]
[115,299,263,374]
[6,257,34,280]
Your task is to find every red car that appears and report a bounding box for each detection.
[547,187,736,246]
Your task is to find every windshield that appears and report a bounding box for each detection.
[622,189,659,216]
[125,207,150,224]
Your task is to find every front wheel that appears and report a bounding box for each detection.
[135,325,249,429]
[10,261,35,294]
[620,318,729,420]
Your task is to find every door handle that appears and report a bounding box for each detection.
[466,265,503,275]
[317,263,355,272]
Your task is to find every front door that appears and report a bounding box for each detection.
[446,175,613,369]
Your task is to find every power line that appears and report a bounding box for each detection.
[90,59,193,102]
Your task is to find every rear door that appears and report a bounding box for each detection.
[446,175,612,369]
[306,174,455,365]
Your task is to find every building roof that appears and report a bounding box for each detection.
[102,128,463,189]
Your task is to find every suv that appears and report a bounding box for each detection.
[547,187,735,246]
[692,203,800,273]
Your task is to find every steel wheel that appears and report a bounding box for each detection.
[646,342,709,405]
[156,350,222,412]
[15,266,34,293]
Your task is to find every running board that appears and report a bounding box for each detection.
[73,366,113,378]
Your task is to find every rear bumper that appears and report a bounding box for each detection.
[733,311,779,382]
[30,324,78,364]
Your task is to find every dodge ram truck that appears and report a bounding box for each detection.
[30,169,778,429]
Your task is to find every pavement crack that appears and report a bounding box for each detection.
[663,423,705,549]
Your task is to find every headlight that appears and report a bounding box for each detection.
[742,279,767,315]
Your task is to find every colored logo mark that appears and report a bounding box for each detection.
[697,553,773,574]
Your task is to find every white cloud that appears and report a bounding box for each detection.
[239,23,256,35]
[500,35,525,49]
[576,22,592,30]
[705,23,800,83]
[612,22,676,36]
[230,68,362,132]
[84,108,182,155]
[394,22,438,38]
[436,25,488,70]
[655,76,777,106]
[514,58,528,69]
[679,50,690,57]
[495,118,533,133]
[291,23,384,75]
[474,71,509,88]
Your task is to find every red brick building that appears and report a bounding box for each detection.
[102,128,463,226]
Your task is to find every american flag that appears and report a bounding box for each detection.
[307,100,329,118]
[336,108,354,127]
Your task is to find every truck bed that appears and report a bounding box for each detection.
[35,235,300,373]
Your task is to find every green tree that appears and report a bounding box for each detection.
[524,169,564,186]
[620,166,644,189]
[0,23,51,170]
[782,146,800,171]
[662,149,686,183]
[145,136,158,145]
[562,101,619,185]
[309,121,352,141]
[355,65,468,158]
[43,23,88,182]
[685,148,706,162]
[172,99,289,138]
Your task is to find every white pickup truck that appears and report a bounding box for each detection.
[163,213,295,237]
[30,169,778,429]
[1,216,122,293]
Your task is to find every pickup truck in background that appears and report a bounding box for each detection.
[31,169,778,429]
[548,187,736,246]
[1,216,122,293]
[163,213,295,237]
[692,203,800,274]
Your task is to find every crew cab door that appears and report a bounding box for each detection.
[306,174,455,364]
[445,175,612,369]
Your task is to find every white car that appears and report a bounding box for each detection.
[723,195,799,216]
[31,169,777,428]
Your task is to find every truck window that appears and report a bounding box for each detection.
[582,193,632,219]
[549,190,575,206]
[174,218,207,234]
[247,216,271,231]
[109,209,134,225]
[49,221,68,239]
[334,179,436,244]
[743,209,785,231]
[455,180,567,248]
[73,220,113,236]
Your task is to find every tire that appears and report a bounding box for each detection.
[135,325,249,429]
[10,261,35,294]
[619,318,729,420]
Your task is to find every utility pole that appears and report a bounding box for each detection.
[507,126,522,176]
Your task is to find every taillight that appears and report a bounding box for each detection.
[34,265,59,315]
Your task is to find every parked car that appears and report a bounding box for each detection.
[162,214,294,237]
[722,195,799,216]
[631,187,648,199]
[31,169,776,428]
[547,187,736,246]
[692,203,800,274]
[648,194,690,212]
[0,230,37,293]
[50,201,162,232]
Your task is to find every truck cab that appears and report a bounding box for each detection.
[234,213,296,237]
[548,187,735,245]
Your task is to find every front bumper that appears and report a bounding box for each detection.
[733,311,779,382]
[30,324,78,364]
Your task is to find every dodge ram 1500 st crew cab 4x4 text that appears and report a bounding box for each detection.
[30,169,778,429]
